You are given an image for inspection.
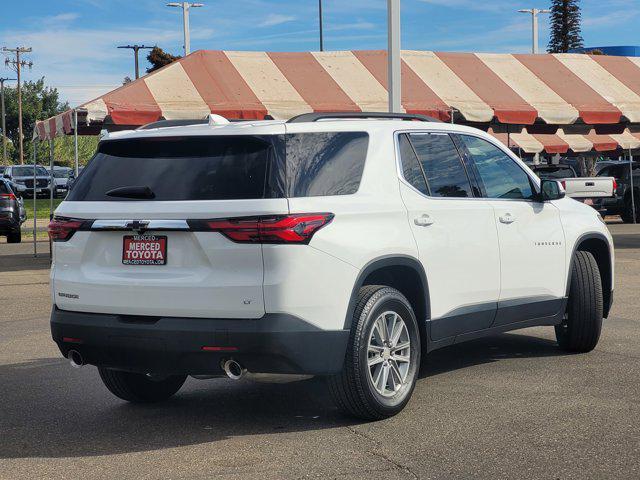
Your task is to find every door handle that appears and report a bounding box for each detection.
[499,213,515,224]
[414,214,434,227]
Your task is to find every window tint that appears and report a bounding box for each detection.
[398,134,428,195]
[0,181,11,195]
[285,132,368,197]
[408,133,472,198]
[68,136,281,201]
[459,135,534,200]
[534,166,576,179]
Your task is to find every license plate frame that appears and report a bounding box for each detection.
[122,234,168,266]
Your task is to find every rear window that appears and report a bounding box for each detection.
[285,132,369,197]
[534,166,576,179]
[67,136,284,201]
[68,132,368,201]
[0,181,11,195]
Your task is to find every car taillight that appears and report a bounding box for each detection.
[48,217,86,242]
[0,193,16,200]
[613,178,618,192]
[560,180,566,190]
[192,213,334,244]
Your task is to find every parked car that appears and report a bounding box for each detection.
[0,178,26,243]
[49,113,614,420]
[592,160,640,222]
[44,166,75,197]
[529,162,615,206]
[3,164,52,198]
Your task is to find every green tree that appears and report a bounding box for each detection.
[547,0,584,53]
[146,47,181,73]
[3,77,69,164]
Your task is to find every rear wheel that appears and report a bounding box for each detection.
[328,285,421,420]
[98,368,186,403]
[7,229,21,243]
[555,251,603,353]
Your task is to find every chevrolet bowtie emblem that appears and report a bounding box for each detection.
[125,220,150,233]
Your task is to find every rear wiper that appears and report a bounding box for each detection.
[105,185,155,199]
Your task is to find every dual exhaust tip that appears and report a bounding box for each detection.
[68,350,84,368]
[67,349,247,381]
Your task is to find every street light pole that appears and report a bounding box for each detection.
[167,2,204,56]
[318,0,324,52]
[0,78,16,165]
[387,0,401,113]
[118,45,153,79]
[518,8,550,54]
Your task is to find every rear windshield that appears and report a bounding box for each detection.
[68,136,283,201]
[0,181,11,195]
[534,166,576,179]
[68,132,369,201]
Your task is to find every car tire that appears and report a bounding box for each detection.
[7,229,21,243]
[328,285,421,420]
[98,367,187,403]
[555,250,603,353]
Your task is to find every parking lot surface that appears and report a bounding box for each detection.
[1,230,639,479]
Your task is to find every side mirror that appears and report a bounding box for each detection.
[539,179,565,202]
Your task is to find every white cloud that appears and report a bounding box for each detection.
[259,14,296,27]
[42,12,80,26]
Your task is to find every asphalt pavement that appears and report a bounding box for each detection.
[0,228,639,480]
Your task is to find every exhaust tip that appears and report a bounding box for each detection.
[222,359,246,380]
[68,350,84,368]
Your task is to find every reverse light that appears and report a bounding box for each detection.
[48,217,86,242]
[192,213,334,244]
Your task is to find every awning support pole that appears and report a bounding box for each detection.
[32,140,37,257]
[630,148,636,224]
[49,138,54,257]
[74,110,79,176]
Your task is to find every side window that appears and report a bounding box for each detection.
[285,132,369,197]
[597,167,609,177]
[408,133,473,198]
[458,135,534,200]
[398,134,428,195]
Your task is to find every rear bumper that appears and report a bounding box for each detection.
[50,307,349,375]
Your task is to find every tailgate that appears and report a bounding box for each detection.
[563,177,615,198]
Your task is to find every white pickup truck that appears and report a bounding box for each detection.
[530,164,616,202]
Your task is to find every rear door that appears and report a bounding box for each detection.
[455,134,566,326]
[397,132,501,341]
[53,131,288,319]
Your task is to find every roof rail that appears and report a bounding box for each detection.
[287,112,442,123]
[137,118,209,130]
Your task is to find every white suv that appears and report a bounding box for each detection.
[49,113,614,419]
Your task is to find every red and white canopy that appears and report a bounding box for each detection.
[36,50,640,144]
[490,128,640,154]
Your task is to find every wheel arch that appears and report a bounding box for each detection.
[569,232,613,318]
[344,256,430,331]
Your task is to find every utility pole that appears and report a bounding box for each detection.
[518,8,550,54]
[387,0,401,113]
[167,2,204,56]
[0,77,16,165]
[318,0,324,52]
[118,45,153,79]
[3,47,33,165]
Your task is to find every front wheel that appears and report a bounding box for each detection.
[555,251,603,353]
[98,368,186,403]
[328,285,421,420]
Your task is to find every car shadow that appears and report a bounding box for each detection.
[0,252,51,272]
[420,331,567,378]
[0,332,566,459]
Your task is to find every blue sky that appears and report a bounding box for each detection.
[1,0,638,106]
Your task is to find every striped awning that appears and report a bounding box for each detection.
[490,128,640,154]
[36,50,640,141]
